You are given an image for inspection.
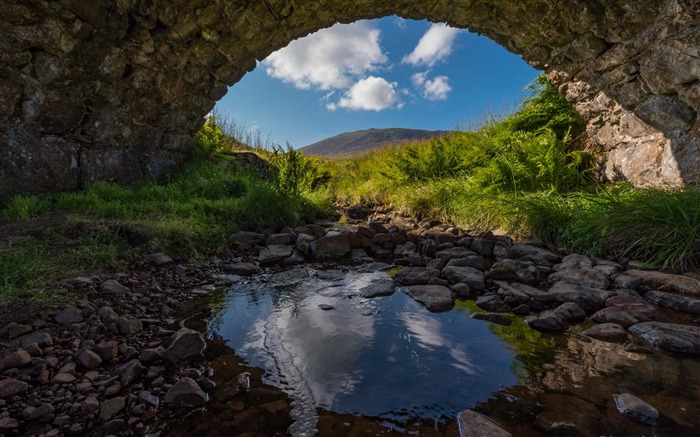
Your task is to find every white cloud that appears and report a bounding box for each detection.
[336,76,401,111]
[263,21,387,90]
[411,71,452,100]
[423,76,451,100]
[402,23,462,67]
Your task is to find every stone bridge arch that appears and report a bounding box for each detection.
[1,0,698,195]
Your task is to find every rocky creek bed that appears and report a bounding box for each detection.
[2,209,700,436]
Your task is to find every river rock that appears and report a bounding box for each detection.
[358,273,395,298]
[442,266,485,290]
[475,295,512,313]
[164,377,208,407]
[590,307,643,327]
[527,311,569,333]
[115,315,143,335]
[501,282,556,304]
[487,259,541,284]
[54,307,84,325]
[258,245,293,264]
[295,233,315,255]
[118,359,144,385]
[581,323,627,342]
[0,350,32,371]
[266,233,295,246]
[436,247,477,261]
[644,290,700,314]
[0,378,28,398]
[552,302,586,323]
[629,322,700,355]
[77,349,102,369]
[100,279,130,294]
[548,267,610,289]
[547,282,614,313]
[16,331,53,348]
[507,244,561,264]
[457,409,511,437]
[555,254,594,271]
[472,312,512,326]
[99,396,125,421]
[231,231,266,246]
[313,233,351,259]
[164,328,206,363]
[495,283,530,306]
[445,256,485,271]
[613,393,659,425]
[401,285,455,312]
[614,273,643,290]
[223,262,261,276]
[394,267,441,285]
[626,269,700,296]
[0,416,18,432]
[94,340,119,362]
[144,252,173,265]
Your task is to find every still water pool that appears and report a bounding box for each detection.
[191,266,700,437]
[208,267,522,435]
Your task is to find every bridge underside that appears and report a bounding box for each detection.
[1,0,698,196]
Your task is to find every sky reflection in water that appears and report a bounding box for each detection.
[208,270,519,424]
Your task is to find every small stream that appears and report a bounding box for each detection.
[168,265,700,436]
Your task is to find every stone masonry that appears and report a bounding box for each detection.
[0,0,698,195]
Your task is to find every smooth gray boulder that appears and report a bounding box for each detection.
[629,322,700,355]
[401,285,455,312]
[613,393,659,425]
[644,290,700,314]
[582,323,627,343]
[527,311,569,333]
[394,267,441,286]
[457,409,511,437]
[442,266,485,290]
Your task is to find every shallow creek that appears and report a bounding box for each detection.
[164,266,700,436]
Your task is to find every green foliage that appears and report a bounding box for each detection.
[268,143,330,195]
[1,150,334,297]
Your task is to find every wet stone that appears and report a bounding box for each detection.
[581,323,627,343]
[394,267,441,286]
[644,290,700,314]
[475,295,512,313]
[164,377,208,407]
[401,284,455,312]
[629,321,700,355]
[53,307,84,325]
[442,266,486,290]
[457,409,511,437]
[318,304,335,310]
[613,393,659,425]
[527,311,569,333]
[590,307,642,327]
[552,302,586,324]
[164,328,206,363]
[223,262,261,276]
[144,252,173,265]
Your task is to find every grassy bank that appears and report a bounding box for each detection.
[1,141,333,303]
[328,76,700,270]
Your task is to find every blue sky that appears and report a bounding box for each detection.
[214,17,539,148]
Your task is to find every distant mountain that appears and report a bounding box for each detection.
[299,128,452,158]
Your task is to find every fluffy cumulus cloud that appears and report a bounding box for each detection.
[329,76,401,111]
[263,21,387,91]
[402,23,462,67]
[411,72,452,100]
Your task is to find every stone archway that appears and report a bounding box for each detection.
[1,0,698,195]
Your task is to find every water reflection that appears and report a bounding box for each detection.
[209,268,520,433]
